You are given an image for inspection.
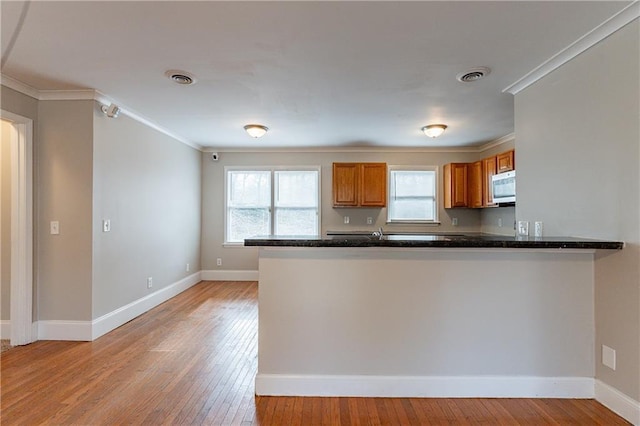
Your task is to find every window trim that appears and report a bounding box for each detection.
[224,166,322,245]
[386,165,440,224]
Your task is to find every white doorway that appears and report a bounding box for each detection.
[1,111,34,346]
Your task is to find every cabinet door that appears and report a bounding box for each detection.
[444,163,468,208]
[483,156,497,207]
[360,163,387,207]
[497,150,515,172]
[468,161,483,208]
[333,163,359,207]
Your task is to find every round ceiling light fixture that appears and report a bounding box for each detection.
[165,70,197,85]
[421,124,448,138]
[244,124,269,138]
[456,66,491,83]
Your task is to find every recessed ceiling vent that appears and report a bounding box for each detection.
[165,70,197,85]
[456,67,491,83]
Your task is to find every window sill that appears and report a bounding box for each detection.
[386,221,441,225]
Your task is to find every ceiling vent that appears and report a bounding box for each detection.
[456,67,491,83]
[165,70,197,85]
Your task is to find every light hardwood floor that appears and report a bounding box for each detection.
[0,281,630,425]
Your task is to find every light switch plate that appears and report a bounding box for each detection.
[102,219,111,232]
[50,221,60,235]
[517,220,529,236]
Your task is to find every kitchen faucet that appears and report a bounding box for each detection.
[372,227,384,238]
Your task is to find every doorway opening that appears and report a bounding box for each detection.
[1,111,34,346]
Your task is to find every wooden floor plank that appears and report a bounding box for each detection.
[1,280,631,425]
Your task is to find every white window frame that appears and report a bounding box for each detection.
[224,166,321,245]
[387,165,440,224]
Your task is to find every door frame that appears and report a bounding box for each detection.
[1,110,34,345]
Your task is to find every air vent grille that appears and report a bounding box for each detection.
[165,70,197,85]
[456,67,491,83]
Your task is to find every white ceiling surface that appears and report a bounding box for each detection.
[0,1,632,149]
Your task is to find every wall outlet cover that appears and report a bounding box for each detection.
[602,345,616,370]
[534,221,543,237]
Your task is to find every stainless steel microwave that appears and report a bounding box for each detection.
[491,170,516,204]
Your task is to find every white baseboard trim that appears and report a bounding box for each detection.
[37,320,93,341]
[37,272,202,341]
[0,320,11,339]
[201,270,258,281]
[91,271,202,340]
[595,379,640,425]
[255,374,595,398]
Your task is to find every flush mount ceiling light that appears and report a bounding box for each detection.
[456,66,491,83]
[421,124,447,138]
[165,70,197,85]
[100,103,120,118]
[244,124,269,138]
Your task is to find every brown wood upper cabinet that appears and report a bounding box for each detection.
[333,162,387,207]
[496,149,515,172]
[482,156,498,207]
[443,163,468,208]
[468,161,483,208]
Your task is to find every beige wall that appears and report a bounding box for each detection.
[37,100,94,321]
[201,149,493,271]
[92,103,202,318]
[1,120,11,320]
[515,20,639,400]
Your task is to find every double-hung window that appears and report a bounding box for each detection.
[387,166,438,223]
[225,167,320,243]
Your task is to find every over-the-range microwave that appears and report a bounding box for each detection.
[491,170,516,205]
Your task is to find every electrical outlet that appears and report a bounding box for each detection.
[517,220,529,236]
[344,216,350,224]
[186,263,190,272]
[147,277,153,289]
[534,221,543,238]
[452,217,458,226]
[498,218,503,227]
[50,221,60,235]
[602,345,616,370]
[216,258,222,267]
[102,219,111,232]
[366,217,373,225]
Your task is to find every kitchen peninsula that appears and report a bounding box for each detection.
[246,233,623,398]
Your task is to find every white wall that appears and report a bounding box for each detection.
[515,20,639,400]
[258,247,596,397]
[92,103,202,318]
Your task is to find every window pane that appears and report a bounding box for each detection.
[228,208,270,242]
[388,169,437,222]
[275,171,318,207]
[390,199,435,220]
[392,171,434,197]
[275,208,318,236]
[228,171,271,207]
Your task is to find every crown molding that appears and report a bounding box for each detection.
[202,134,513,154]
[477,133,514,152]
[0,74,40,99]
[38,89,96,101]
[504,1,639,95]
[1,76,202,151]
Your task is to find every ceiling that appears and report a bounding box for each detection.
[0,1,632,150]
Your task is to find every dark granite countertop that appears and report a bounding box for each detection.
[244,232,623,250]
